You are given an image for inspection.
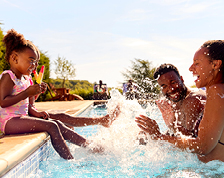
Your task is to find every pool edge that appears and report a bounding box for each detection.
[0,100,106,177]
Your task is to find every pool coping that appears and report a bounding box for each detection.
[0,100,106,177]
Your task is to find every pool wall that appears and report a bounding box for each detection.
[0,100,101,178]
[2,137,51,178]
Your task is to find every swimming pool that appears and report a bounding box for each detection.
[29,90,224,177]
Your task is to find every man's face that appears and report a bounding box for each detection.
[157,71,186,102]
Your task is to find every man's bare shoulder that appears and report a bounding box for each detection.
[188,88,206,99]
[184,88,206,105]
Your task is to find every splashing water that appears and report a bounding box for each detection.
[218,93,224,98]
[31,89,224,177]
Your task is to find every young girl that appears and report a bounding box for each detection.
[0,29,95,160]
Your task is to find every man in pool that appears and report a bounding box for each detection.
[152,63,206,137]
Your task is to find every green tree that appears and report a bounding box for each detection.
[122,58,160,99]
[50,79,95,100]
[54,56,76,88]
[0,27,9,73]
[37,51,50,83]
[32,50,51,101]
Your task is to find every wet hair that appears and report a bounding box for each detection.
[2,29,36,63]
[153,63,181,79]
[201,40,224,76]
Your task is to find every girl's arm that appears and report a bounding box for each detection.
[0,73,42,108]
[28,96,49,119]
[0,73,27,108]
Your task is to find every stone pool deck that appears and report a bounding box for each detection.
[0,100,104,177]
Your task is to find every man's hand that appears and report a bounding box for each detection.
[156,100,175,129]
[135,115,161,138]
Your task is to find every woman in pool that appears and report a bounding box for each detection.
[136,40,224,163]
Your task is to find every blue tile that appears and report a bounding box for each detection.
[2,141,50,178]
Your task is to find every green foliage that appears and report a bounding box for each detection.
[50,79,94,90]
[114,88,123,94]
[32,51,51,101]
[70,88,94,100]
[49,79,95,100]
[122,58,161,99]
[32,51,50,83]
[54,56,76,88]
[0,27,9,73]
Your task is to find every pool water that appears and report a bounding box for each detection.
[30,90,224,178]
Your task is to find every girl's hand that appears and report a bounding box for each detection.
[26,84,43,96]
[38,111,49,120]
[135,115,161,138]
[40,82,47,93]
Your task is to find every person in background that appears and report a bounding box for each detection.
[97,80,108,94]
[93,80,108,100]
[126,79,136,92]
[124,79,138,100]
[122,83,128,95]
[136,40,224,163]
[0,29,102,160]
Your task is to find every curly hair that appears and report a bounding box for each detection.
[201,40,224,77]
[2,29,36,63]
[153,63,181,79]
[201,40,224,61]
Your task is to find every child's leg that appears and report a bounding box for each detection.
[52,120,104,153]
[5,116,73,159]
[50,120,88,147]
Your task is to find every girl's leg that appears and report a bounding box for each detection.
[52,120,104,153]
[50,120,88,147]
[5,116,73,159]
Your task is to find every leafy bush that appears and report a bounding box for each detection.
[70,88,94,100]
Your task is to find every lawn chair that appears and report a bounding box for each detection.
[46,83,83,101]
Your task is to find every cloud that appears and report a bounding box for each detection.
[174,1,219,15]
[2,0,34,16]
[142,0,222,22]
[119,9,152,22]
[2,0,20,8]
[32,28,205,87]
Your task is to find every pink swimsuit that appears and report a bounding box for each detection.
[0,70,31,135]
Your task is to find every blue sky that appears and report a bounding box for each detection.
[1,0,224,88]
